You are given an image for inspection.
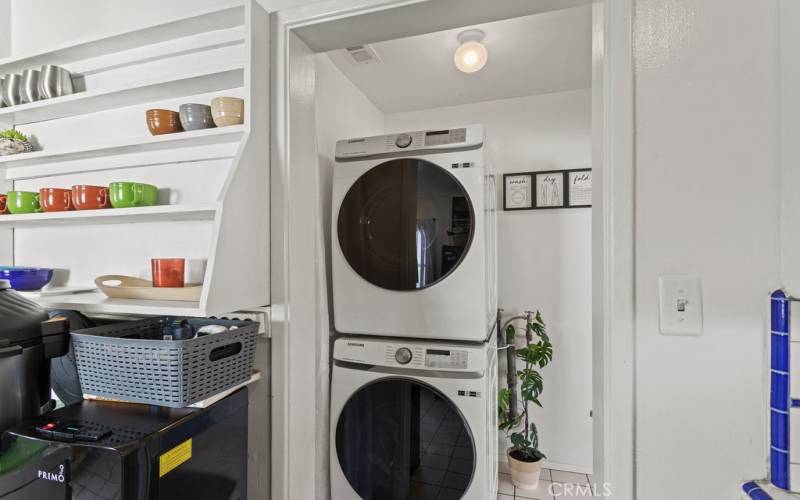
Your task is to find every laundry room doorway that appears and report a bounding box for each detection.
[269,1,634,499]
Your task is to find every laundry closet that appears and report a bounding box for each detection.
[298,1,595,497]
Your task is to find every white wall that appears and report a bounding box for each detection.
[386,89,593,473]
[633,0,780,498]
[780,0,800,295]
[315,53,385,251]
[0,0,11,266]
[8,0,330,54]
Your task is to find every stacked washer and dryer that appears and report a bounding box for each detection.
[330,125,499,500]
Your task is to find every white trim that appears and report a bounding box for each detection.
[592,0,636,498]
[271,0,636,498]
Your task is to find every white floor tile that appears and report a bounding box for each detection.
[497,495,515,500]
[540,468,552,481]
[551,470,590,485]
[515,479,555,500]
[498,473,515,495]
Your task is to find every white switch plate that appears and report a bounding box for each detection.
[658,275,703,335]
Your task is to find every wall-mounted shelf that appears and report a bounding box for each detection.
[31,290,205,316]
[0,0,269,318]
[0,66,243,125]
[0,204,217,227]
[0,125,245,167]
[0,5,245,75]
[2,126,245,179]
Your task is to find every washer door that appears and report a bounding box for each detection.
[338,159,474,291]
[336,379,475,500]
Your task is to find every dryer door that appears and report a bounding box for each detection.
[335,378,475,500]
[337,159,474,291]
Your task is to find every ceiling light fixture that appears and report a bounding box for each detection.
[454,29,488,74]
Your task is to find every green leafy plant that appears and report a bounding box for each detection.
[0,129,28,142]
[498,310,552,462]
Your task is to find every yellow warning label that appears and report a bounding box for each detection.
[159,439,192,477]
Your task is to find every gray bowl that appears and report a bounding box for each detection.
[20,69,40,103]
[38,65,74,100]
[179,104,216,131]
[1,74,22,107]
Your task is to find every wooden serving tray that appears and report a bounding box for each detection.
[95,275,202,301]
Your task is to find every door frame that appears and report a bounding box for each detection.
[270,1,636,498]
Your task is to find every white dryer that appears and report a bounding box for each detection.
[330,336,498,500]
[332,125,497,342]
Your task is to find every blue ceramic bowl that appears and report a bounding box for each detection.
[0,267,53,291]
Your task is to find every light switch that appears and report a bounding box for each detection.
[658,275,703,335]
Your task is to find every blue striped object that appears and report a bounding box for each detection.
[742,481,773,499]
[771,290,790,490]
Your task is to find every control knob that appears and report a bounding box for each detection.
[395,134,412,148]
[395,347,413,365]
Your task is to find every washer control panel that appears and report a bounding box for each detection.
[333,338,483,373]
[335,125,483,160]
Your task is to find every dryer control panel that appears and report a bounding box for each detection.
[335,125,483,160]
[333,337,487,375]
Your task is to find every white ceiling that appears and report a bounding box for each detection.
[325,5,592,113]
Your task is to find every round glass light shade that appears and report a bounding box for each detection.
[454,41,488,73]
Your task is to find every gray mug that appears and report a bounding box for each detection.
[38,65,73,100]
[20,69,40,104]
[1,74,22,107]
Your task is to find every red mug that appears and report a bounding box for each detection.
[0,194,7,215]
[151,258,185,288]
[39,188,73,212]
[71,185,110,210]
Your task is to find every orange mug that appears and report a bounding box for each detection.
[39,188,73,212]
[72,185,110,210]
[0,194,7,215]
[151,258,185,288]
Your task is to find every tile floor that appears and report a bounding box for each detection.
[497,468,594,500]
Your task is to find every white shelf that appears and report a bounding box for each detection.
[34,290,204,316]
[0,4,245,74]
[2,126,245,179]
[0,0,270,318]
[0,125,245,167]
[0,203,217,227]
[0,66,243,125]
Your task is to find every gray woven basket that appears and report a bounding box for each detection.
[71,317,257,407]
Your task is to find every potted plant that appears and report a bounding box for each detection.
[0,129,33,156]
[498,309,553,490]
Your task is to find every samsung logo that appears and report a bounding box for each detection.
[347,342,365,347]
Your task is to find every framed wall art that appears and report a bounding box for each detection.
[503,169,592,210]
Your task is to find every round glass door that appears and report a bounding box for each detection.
[336,379,475,500]
[338,159,474,291]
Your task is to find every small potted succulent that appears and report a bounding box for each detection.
[498,309,553,490]
[0,129,34,156]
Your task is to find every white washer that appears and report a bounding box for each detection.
[331,336,498,500]
[332,125,497,342]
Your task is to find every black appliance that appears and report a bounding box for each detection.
[0,280,70,434]
[0,388,248,500]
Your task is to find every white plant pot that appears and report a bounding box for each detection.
[507,447,543,490]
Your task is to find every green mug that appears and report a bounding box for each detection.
[109,182,158,209]
[7,191,41,214]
